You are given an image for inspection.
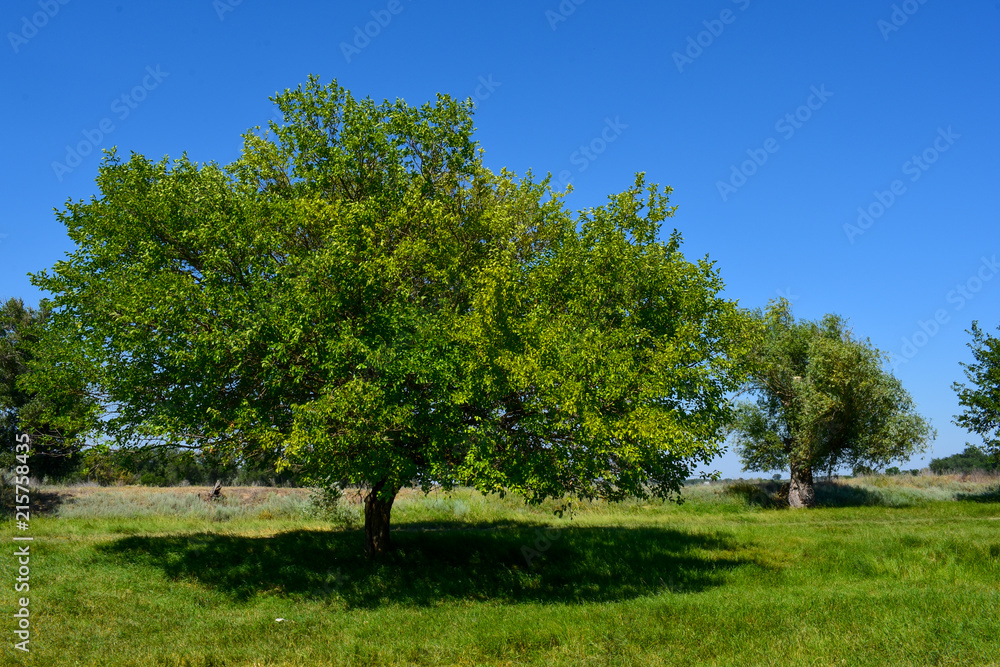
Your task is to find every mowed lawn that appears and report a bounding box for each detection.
[3,477,999,666]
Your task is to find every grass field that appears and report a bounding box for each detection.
[3,475,999,666]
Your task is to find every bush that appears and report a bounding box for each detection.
[82,449,137,486]
[138,472,167,487]
[306,485,359,528]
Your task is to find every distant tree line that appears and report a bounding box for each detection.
[927,446,998,474]
[82,447,303,487]
[6,444,302,487]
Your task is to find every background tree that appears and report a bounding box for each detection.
[730,299,935,507]
[952,321,1000,466]
[929,445,998,474]
[32,76,752,556]
[0,297,95,478]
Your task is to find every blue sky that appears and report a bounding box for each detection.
[2,0,998,477]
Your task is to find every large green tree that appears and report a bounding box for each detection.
[730,300,934,507]
[952,321,1000,465]
[33,76,752,555]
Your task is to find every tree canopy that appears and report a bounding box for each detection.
[952,321,1000,465]
[32,76,753,554]
[0,297,95,477]
[730,300,934,507]
[928,445,998,474]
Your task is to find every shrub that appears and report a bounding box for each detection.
[306,485,359,528]
[138,472,167,487]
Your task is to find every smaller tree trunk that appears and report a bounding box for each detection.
[788,460,815,508]
[364,481,398,558]
[206,480,223,502]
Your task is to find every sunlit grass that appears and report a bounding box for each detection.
[2,477,999,666]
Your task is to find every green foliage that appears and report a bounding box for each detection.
[0,297,95,478]
[731,299,934,481]
[306,484,360,528]
[78,448,135,486]
[883,466,922,476]
[929,445,998,474]
[119,448,239,487]
[852,464,878,477]
[952,321,1000,464]
[31,76,752,515]
[60,446,305,487]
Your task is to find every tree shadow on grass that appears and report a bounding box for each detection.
[956,485,1000,503]
[813,482,888,508]
[99,522,760,608]
[0,485,63,517]
[724,480,788,508]
[722,480,898,508]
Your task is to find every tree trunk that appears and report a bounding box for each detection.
[788,460,815,508]
[364,481,398,558]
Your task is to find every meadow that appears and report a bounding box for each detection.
[2,475,999,666]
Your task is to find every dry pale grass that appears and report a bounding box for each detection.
[862,470,998,483]
[846,471,1000,494]
[38,483,457,505]
[43,483,312,504]
[10,475,999,666]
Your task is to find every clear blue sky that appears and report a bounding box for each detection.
[2,0,998,477]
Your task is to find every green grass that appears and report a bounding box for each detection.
[2,478,999,666]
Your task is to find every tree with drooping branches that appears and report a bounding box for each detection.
[730,299,934,507]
